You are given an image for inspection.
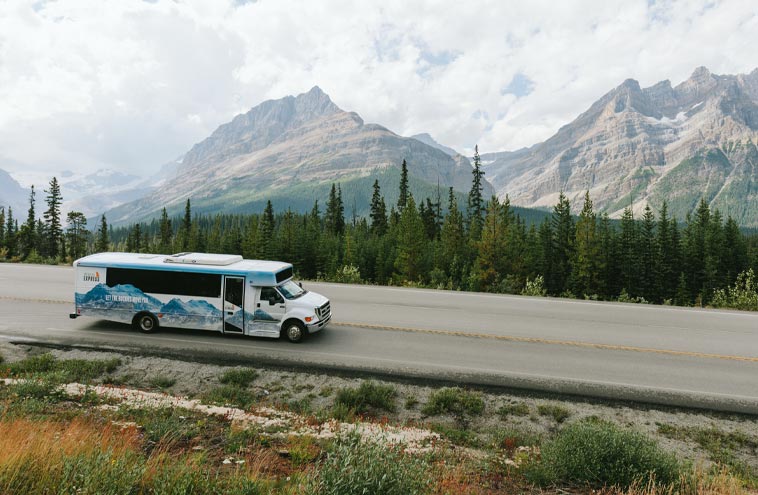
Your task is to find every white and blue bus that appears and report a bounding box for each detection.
[70,252,331,343]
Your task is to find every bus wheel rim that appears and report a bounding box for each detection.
[287,325,301,340]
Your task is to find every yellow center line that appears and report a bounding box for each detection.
[332,322,758,364]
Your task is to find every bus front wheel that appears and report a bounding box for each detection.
[282,320,305,343]
[134,313,158,334]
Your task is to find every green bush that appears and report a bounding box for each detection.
[332,264,363,284]
[308,434,431,495]
[219,368,259,387]
[529,419,681,489]
[334,381,397,414]
[537,404,571,423]
[497,401,530,418]
[421,387,484,420]
[8,353,120,383]
[521,275,547,297]
[711,269,758,311]
[201,385,256,409]
[148,375,176,389]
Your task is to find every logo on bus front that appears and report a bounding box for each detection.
[83,271,100,282]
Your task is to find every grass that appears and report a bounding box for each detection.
[421,387,484,421]
[537,403,571,423]
[430,423,481,448]
[657,423,758,483]
[201,384,257,410]
[334,381,397,415]
[4,353,121,383]
[148,374,176,389]
[0,416,289,494]
[497,401,530,419]
[219,368,260,387]
[527,418,681,489]
[307,434,431,495]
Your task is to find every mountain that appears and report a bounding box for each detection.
[410,133,459,157]
[0,168,30,214]
[483,67,758,226]
[104,86,494,225]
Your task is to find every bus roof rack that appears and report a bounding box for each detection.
[163,253,243,266]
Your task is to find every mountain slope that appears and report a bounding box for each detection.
[483,67,758,226]
[0,168,29,214]
[105,87,493,225]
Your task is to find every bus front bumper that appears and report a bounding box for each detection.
[307,314,331,333]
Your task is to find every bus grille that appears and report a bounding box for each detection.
[317,302,331,320]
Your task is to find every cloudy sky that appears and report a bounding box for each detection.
[1,0,757,184]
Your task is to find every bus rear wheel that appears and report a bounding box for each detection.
[282,320,306,343]
[134,313,158,334]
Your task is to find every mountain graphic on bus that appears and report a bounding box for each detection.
[76,283,163,311]
[160,298,222,317]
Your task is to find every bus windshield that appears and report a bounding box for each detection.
[278,280,306,300]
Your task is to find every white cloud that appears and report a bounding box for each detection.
[0,0,756,184]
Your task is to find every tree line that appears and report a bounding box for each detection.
[2,152,757,307]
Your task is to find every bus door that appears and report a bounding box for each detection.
[223,276,245,334]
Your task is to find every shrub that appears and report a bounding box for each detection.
[497,401,530,418]
[332,264,363,284]
[421,387,484,420]
[308,434,431,495]
[537,404,571,423]
[8,353,120,383]
[521,275,547,297]
[334,381,397,415]
[219,368,259,387]
[201,385,256,409]
[711,269,758,311]
[149,375,176,389]
[529,419,681,489]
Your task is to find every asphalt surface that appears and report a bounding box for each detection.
[1,263,757,414]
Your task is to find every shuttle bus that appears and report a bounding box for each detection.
[70,252,331,343]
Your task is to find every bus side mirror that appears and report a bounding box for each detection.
[298,282,303,288]
[268,298,276,306]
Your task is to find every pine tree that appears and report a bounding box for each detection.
[440,188,466,285]
[95,215,109,252]
[421,198,438,240]
[65,211,88,259]
[325,184,345,236]
[723,216,748,284]
[618,206,638,296]
[5,207,16,258]
[369,179,387,235]
[19,186,37,258]
[180,199,192,251]
[158,207,172,254]
[394,195,425,282]
[656,202,679,302]
[571,191,599,297]
[398,159,409,211]
[467,145,485,240]
[550,192,574,295]
[0,207,5,252]
[639,205,658,301]
[43,177,63,258]
[476,196,504,291]
[596,212,616,299]
[259,200,276,259]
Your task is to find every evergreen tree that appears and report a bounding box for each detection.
[369,179,388,235]
[571,191,599,297]
[550,192,574,295]
[476,196,505,291]
[180,199,192,251]
[259,200,276,259]
[618,207,639,296]
[421,198,439,240]
[639,205,658,301]
[397,159,409,211]
[0,207,5,252]
[43,177,63,258]
[158,207,172,254]
[394,195,425,282]
[65,211,88,259]
[723,216,748,284]
[467,145,485,240]
[656,202,676,302]
[325,184,345,235]
[95,215,109,252]
[19,185,37,258]
[596,212,616,299]
[440,188,466,285]
[5,207,16,258]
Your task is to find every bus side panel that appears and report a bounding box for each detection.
[74,267,223,332]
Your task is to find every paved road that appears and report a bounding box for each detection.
[1,263,757,414]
